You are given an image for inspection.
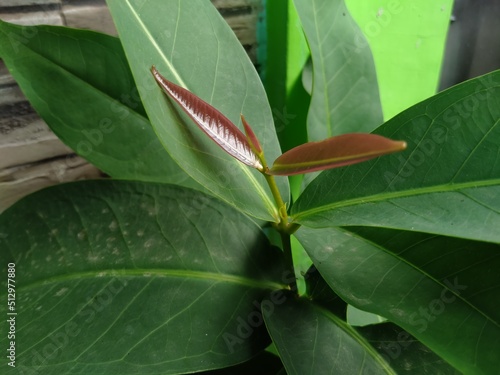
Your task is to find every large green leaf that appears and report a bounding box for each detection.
[305,268,458,373]
[262,292,396,375]
[359,323,461,374]
[293,0,383,139]
[0,181,286,374]
[0,21,198,188]
[106,0,289,222]
[292,71,500,243]
[295,225,500,374]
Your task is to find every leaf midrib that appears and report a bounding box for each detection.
[292,178,500,221]
[122,0,279,221]
[339,226,500,330]
[12,268,286,293]
[312,302,398,375]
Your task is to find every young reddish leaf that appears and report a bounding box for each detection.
[151,66,263,170]
[267,133,407,176]
[241,114,263,155]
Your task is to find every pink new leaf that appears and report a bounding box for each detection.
[151,66,263,170]
[241,114,263,155]
[267,133,407,176]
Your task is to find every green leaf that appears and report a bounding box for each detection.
[262,292,396,375]
[359,323,461,374]
[0,21,198,188]
[267,133,406,175]
[295,225,500,374]
[293,0,384,138]
[292,71,500,243]
[0,181,286,374]
[106,0,289,221]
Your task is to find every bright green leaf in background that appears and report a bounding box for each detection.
[0,21,199,189]
[293,71,500,244]
[106,0,289,222]
[346,0,454,119]
[0,181,285,374]
[293,0,384,139]
[295,225,500,374]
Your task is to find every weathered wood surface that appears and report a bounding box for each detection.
[0,0,261,212]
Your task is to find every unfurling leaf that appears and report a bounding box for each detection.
[267,133,407,176]
[241,114,263,155]
[151,66,263,170]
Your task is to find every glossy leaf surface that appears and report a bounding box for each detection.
[292,71,500,243]
[263,292,396,375]
[295,225,500,374]
[0,21,198,188]
[152,67,262,170]
[0,181,285,374]
[106,0,289,221]
[267,133,406,175]
[293,0,383,139]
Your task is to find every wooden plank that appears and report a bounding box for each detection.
[0,156,103,213]
[1,0,60,7]
[212,0,261,9]
[0,85,26,106]
[0,106,73,170]
[0,3,63,26]
[61,1,117,35]
[225,13,258,46]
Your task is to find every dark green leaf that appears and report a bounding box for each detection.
[263,292,396,375]
[304,265,347,320]
[106,0,289,221]
[293,0,383,138]
[358,323,461,374]
[200,351,284,375]
[292,71,500,243]
[0,181,286,374]
[0,21,198,188]
[295,225,500,374]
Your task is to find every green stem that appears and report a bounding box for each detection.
[264,173,286,216]
[259,162,299,291]
[280,230,297,292]
[256,149,299,290]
